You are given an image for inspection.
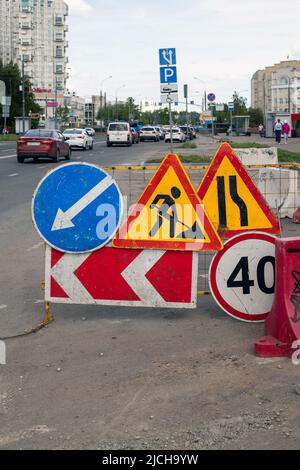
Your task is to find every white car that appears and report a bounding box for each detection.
[63,128,94,150]
[85,127,95,136]
[164,128,186,143]
[107,122,132,146]
[139,126,160,142]
[155,126,164,140]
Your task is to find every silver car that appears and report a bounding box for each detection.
[63,128,94,150]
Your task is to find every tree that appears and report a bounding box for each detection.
[96,97,140,123]
[232,91,247,115]
[56,105,70,126]
[248,107,264,127]
[0,61,41,129]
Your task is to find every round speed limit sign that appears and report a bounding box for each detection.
[209,232,276,322]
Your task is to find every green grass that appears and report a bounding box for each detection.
[219,140,270,149]
[147,155,211,164]
[0,134,18,142]
[148,149,300,164]
[178,141,197,149]
[278,149,300,162]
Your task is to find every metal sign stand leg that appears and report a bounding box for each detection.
[168,95,173,152]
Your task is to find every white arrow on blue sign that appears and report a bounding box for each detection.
[228,101,234,111]
[159,48,177,66]
[32,163,123,253]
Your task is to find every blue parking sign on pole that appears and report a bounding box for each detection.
[32,163,123,253]
[160,66,178,84]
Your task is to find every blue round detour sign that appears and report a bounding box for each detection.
[32,162,123,253]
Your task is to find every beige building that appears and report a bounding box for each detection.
[64,92,85,127]
[251,60,300,114]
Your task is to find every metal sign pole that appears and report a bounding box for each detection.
[168,95,173,151]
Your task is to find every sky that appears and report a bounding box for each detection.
[65,0,300,108]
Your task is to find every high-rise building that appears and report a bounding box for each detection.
[251,60,300,115]
[0,0,69,92]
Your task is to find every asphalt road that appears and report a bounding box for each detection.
[0,136,165,214]
[1,135,300,450]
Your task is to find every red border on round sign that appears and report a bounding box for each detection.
[209,231,277,323]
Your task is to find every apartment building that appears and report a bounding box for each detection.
[251,60,300,114]
[0,0,69,93]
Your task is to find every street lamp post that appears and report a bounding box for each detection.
[22,59,25,134]
[194,77,207,111]
[115,84,126,120]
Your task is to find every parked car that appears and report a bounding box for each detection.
[179,125,193,140]
[190,126,197,139]
[165,128,186,143]
[139,126,159,142]
[155,126,164,140]
[107,122,132,147]
[63,128,93,150]
[131,128,140,144]
[17,129,71,163]
[84,127,95,136]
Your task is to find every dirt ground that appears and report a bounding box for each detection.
[1,220,300,450]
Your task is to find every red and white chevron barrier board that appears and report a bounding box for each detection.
[45,246,198,309]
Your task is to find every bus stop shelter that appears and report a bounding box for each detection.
[232,115,250,136]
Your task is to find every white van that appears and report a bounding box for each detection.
[107,122,132,147]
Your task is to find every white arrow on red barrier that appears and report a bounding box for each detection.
[45,246,198,309]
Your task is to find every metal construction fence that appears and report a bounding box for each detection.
[101,162,300,295]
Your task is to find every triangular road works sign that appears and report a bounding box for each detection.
[113,153,223,251]
[197,143,281,239]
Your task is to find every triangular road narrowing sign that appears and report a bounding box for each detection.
[197,143,281,239]
[113,153,223,251]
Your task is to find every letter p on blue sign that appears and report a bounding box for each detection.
[160,66,177,84]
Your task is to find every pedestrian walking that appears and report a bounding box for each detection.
[274,119,282,144]
[258,124,264,138]
[282,120,291,144]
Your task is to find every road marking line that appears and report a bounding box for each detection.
[8,173,19,177]
[0,305,7,310]
[27,242,44,252]
[0,154,16,160]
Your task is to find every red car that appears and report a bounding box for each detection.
[17,129,71,163]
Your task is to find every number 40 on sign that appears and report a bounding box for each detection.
[209,232,276,322]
